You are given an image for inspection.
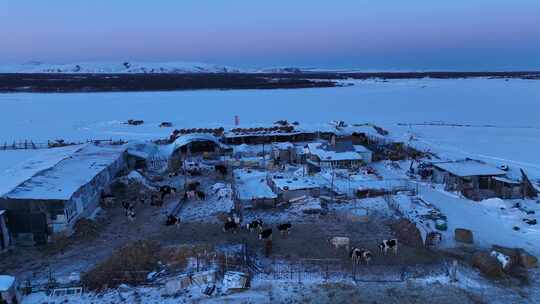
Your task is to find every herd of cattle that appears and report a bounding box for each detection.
[328,236,399,265]
[117,172,216,225]
[116,161,401,267]
[221,216,292,241]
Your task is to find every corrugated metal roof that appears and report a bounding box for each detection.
[433,161,506,177]
[172,133,227,150]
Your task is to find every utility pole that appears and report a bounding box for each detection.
[262,142,266,168]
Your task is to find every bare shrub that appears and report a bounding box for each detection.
[82,240,161,290]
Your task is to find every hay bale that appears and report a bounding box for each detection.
[390,219,423,248]
[472,251,504,278]
[519,250,538,269]
[454,228,473,244]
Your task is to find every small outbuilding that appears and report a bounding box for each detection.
[233,169,277,209]
[306,140,372,173]
[271,142,299,164]
[431,160,506,201]
[269,175,320,201]
[125,141,160,170]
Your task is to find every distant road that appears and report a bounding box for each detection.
[0,71,537,93]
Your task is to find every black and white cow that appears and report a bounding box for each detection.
[127,206,136,222]
[196,190,206,200]
[228,213,241,225]
[378,239,398,255]
[121,201,133,216]
[222,220,239,233]
[277,223,292,236]
[350,248,362,265]
[159,185,177,201]
[168,171,180,178]
[185,190,196,200]
[259,228,273,240]
[361,249,373,264]
[165,214,181,228]
[186,181,201,192]
[246,219,263,232]
[215,165,228,176]
[350,248,373,265]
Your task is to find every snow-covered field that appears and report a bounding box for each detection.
[0,78,538,137]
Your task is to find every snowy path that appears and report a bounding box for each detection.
[418,184,540,256]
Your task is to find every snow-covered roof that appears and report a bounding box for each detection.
[172,133,227,150]
[432,161,506,177]
[271,176,319,191]
[353,145,371,153]
[233,144,264,155]
[0,275,15,291]
[233,169,277,200]
[0,145,83,197]
[273,142,294,150]
[234,144,251,153]
[224,130,304,138]
[492,176,521,184]
[307,143,362,161]
[125,141,159,159]
[3,144,125,200]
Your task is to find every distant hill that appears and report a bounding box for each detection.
[0,61,243,74]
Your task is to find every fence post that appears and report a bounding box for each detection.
[325,265,329,281]
[272,257,276,280]
[225,253,228,273]
[289,264,293,281]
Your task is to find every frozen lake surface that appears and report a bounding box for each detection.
[0,78,539,141]
[1,77,539,175]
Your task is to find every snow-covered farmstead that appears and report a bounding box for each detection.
[0,145,126,245]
